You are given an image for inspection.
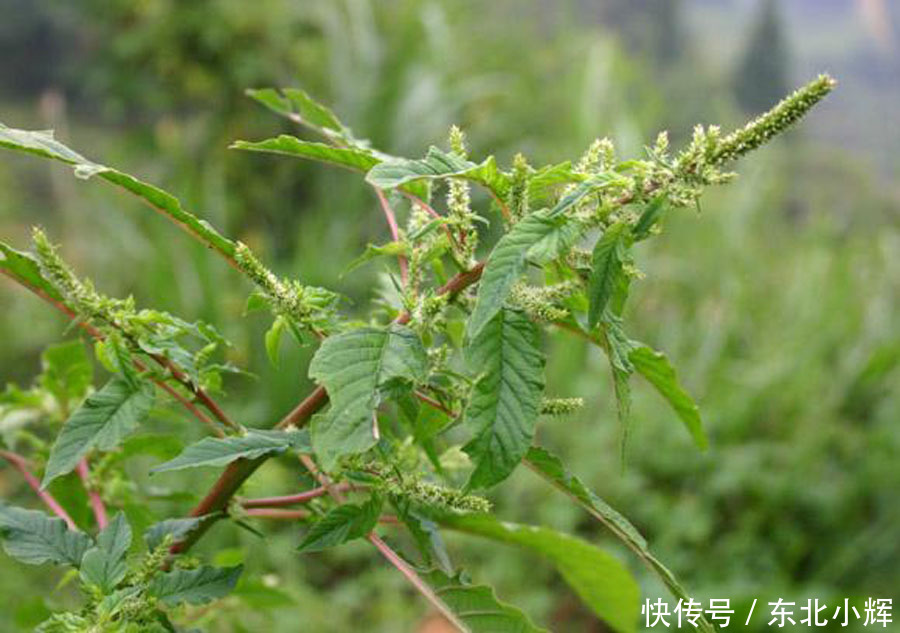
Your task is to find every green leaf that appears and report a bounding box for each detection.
[308,325,428,469]
[629,345,708,450]
[148,565,243,606]
[441,513,639,633]
[0,124,237,260]
[587,223,630,329]
[467,210,577,339]
[0,504,91,567]
[343,241,409,276]
[232,136,380,172]
[151,429,310,473]
[463,309,544,489]
[524,446,716,633]
[297,495,382,553]
[245,88,344,135]
[366,146,509,198]
[43,377,156,487]
[418,568,548,633]
[632,195,667,241]
[0,240,64,302]
[265,316,288,368]
[144,516,208,551]
[79,512,131,592]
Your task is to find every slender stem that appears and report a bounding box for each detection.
[374,187,408,283]
[367,533,464,632]
[0,450,76,529]
[299,454,346,503]
[244,508,311,520]
[240,485,344,508]
[76,458,108,529]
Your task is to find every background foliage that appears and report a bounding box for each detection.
[1,1,898,631]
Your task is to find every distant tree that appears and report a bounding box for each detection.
[733,0,791,112]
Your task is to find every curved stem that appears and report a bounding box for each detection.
[374,187,408,283]
[368,533,463,632]
[0,450,76,529]
[240,485,344,508]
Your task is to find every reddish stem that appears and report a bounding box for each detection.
[76,458,108,529]
[368,533,464,631]
[374,187,408,283]
[240,485,343,508]
[244,508,311,520]
[1,450,76,529]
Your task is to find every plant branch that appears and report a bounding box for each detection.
[367,533,464,632]
[0,450,77,529]
[76,458,108,529]
[374,187,408,283]
[240,484,346,508]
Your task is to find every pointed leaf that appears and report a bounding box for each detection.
[0,504,91,567]
[587,222,629,328]
[419,568,548,633]
[245,88,344,134]
[524,446,716,633]
[463,309,544,489]
[467,210,576,339]
[148,565,243,606]
[43,377,156,486]
[232,137,380,172]
[0,240,64,302]
[40,340,93,405]
[441,513,639,633]
[151,429,310,473]
[308,325,427,468]
[629,345,708,449]
[297,495,382,553]
[367,146,509,198]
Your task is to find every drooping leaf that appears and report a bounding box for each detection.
[232,137,379,172]
[367,146,509,199]
[43,377,156,486]
[297,495,383,553]
[151,429,310,473]
[441,513,639,633]
[629,345,708,450]
[390,495,452,573]
[144,516,208,551]
[463,309,544,489]
[148,565,243,606]
[0,124,237,260]
[418,568,548,633]
[79,512,131,592]
[308,325,427,469]
[524,446,716,633]
[264,316,288,368]
[587,222,630,328]
[0,504,91,567]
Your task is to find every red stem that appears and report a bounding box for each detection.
[1,450,76,529]
[374,187,408,283]
[244,508,311,520]
[240,485,343,508]
[76,458,108,529]
[368,533,464,631]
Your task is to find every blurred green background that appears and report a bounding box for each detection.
[1,1,898,631]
